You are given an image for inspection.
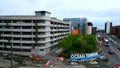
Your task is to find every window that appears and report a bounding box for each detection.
[4,31,11,34]
[13,43,20,46]
[13,32,20,35]
[0,47,4,50]
[33,38,45,41]
[4,37,10,40]
[33,32,45,35]
[22,38,32,41]
[0,37,3,39]
[13,38,20,40]
[2,26,5,29]
[22,49,31,52]
[38,26,45,29]
[40,49,44,51]
[3,20,11,23]
[33,26,45,29]
[0,20,2,23]
[13,20,20,23]
[22,20,31,23]
[22,43,32,46]
[13,26,20,29]
[22,26,32,29]
[37,43,45,47]
[33,20,45,23]
[0,42,3,45]
[22,32,31,35]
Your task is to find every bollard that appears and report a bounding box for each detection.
[43,64,47,68]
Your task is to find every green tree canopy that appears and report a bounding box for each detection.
[57,34,98,58]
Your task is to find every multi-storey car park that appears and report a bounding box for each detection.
[0,11,70,56]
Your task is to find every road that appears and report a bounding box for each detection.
[99,34,120,67]
[101,45,120,66]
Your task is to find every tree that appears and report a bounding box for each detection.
[57,34,98,58]
[86,34,98,48]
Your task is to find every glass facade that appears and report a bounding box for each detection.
[63,18,87,34]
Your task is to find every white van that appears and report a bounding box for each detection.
[104,39,109,46]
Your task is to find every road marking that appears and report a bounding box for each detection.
[109,45,120,58]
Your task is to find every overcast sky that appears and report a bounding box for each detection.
[0,0,120,29]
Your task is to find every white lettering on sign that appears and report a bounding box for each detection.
[71,54,85,58]
[71,52,99,58]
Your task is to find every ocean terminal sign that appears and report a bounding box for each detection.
[70,52,102,61]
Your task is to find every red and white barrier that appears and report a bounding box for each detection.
[50,62,55,68]
[43,58,50,68]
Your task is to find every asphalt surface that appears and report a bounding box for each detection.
[41,34,120,68]
[99,34,120,68]
[100,45,120,66]
[1,34,120,68]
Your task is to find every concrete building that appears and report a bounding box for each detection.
[111,25,120,36]
[0,11,70,56]
[71,22,79,35]
[63,18,87,35]
[105,22,112,34]
[92,27,97,35]
[64,20,79,35]
[86,22,93,35]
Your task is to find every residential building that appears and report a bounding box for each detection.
[0,11,70,56]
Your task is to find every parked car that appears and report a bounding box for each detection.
[112,63,120,68]
[108,51,115,55]
[101,57,109,62]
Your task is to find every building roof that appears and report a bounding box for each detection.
[87,22,93,26]
[0,15,47,20]
[113,25,120,27]
[0,15,70,24]
[35,11,51,14]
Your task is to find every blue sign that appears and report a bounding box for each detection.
[34,50,39,56]
[70,52,102,61]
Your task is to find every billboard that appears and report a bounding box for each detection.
[70,52,102,61]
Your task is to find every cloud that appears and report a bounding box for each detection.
[0,0,120,29]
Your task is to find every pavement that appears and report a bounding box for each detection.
[2,34,120,68]
[53,64,86,68]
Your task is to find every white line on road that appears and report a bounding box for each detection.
[109,45,120,58]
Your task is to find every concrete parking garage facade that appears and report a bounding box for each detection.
[0,11,70,56]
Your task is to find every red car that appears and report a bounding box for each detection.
[100,36,104,40]
[112,64,120,68]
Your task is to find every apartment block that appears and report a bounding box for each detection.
[0,11,70,56]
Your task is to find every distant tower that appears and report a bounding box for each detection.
[86,22,93,35]
[105,22,112,34]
